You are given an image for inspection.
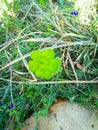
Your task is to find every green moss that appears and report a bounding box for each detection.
[29,49,62,79]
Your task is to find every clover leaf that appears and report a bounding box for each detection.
[29,49,62,79]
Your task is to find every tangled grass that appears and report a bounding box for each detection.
[0,0,98,129]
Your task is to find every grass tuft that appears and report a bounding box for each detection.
[0,0,98,129]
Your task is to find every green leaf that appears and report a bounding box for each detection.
[39,0,46,7]
[29,49,62,79]
[4,0,11,10]
[58,0,64,7]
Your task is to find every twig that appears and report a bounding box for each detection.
[17,45,37,81]
[9,65,14,105]
[27,79,98,85]
[0,77,98,84]
[67,52,78,82]
[5,51,14,105]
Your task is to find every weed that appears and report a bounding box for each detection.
[0,0,98,129]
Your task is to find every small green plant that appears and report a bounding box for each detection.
[39,0,46,7]
[29,49,62,79]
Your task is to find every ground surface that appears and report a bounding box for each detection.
[22,101,98,130]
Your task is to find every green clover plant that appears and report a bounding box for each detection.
[29,49,62,79]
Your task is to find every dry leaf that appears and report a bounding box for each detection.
[74,62,83,70]
[60,18,65,29]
